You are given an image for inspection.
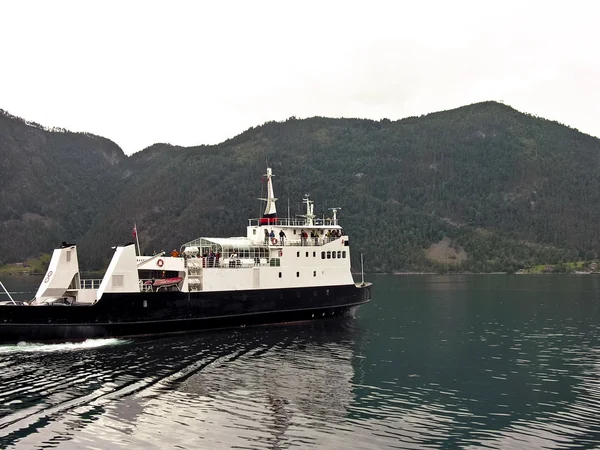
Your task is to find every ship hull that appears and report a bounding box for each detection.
[0,283,371,343]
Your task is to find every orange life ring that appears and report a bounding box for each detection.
[157,258,164,267]
[271,237,278,245]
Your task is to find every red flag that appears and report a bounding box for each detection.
[132,225,137,239]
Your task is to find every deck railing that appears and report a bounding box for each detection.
[248,217,339,227]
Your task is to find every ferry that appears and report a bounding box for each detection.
[0,168,371,342]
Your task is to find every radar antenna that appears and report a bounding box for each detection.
[328,207,341,226]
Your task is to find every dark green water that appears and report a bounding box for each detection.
[0,274,599,449]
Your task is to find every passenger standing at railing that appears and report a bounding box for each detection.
[264,229,269,244]
[269,229,275,244]
[279,229,286,245]
[301,230,307,246]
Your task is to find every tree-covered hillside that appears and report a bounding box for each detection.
[2,102,600,273]
[0,110,127,264]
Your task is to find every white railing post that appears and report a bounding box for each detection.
[0,281,17,305]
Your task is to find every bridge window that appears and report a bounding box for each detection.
[337,251,341,258]
[327,251,331,259]
[332,251,336,259]
[342,251,347,258]
[321,251,325,259]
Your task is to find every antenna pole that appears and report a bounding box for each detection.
[134,222,141,256]
[361,253,365,286]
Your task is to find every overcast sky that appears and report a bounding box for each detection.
[1,1,599,155]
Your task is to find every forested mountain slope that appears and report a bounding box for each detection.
[0,110,127,264]
[3,102,600,273]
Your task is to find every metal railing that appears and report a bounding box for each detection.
[248,217,340,227]
[263,236,343,247]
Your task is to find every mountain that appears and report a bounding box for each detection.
[2,102,600,273]
[0,110,127,264]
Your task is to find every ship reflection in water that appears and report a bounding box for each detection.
[0,320,364,449]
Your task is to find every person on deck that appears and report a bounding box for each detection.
[264,229,269,244]
[269,229,275,244]
[279,229,286,245]
[171,249,180,257]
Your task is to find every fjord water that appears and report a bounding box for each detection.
[1,275,600,449]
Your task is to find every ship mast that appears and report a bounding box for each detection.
[300,195,315,226]
[258,167,278,223]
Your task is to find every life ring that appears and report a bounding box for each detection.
[278,250,283,257]
[271,237,278,245]
[157,258,164,267]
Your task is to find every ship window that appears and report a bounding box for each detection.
[313,252,316,257]
[66,251,71,262]
[293,229,297,235]
[296,272,300,277]
[332,251,336,259]
[327,251,331,259]
[321,251,325,259]
[279,272,282,278]
[112,275,123,287]
[305,252,309,257]
[337,251,341,258]
[297,251,300,257]
[313,271,316,277]
[342,251,347,258]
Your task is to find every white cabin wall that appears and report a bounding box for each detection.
[97,245,140,297]
[201,238,354,291]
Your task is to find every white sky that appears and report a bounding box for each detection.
[1,1,599,155]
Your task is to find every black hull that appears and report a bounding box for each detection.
[0,283,371,343]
